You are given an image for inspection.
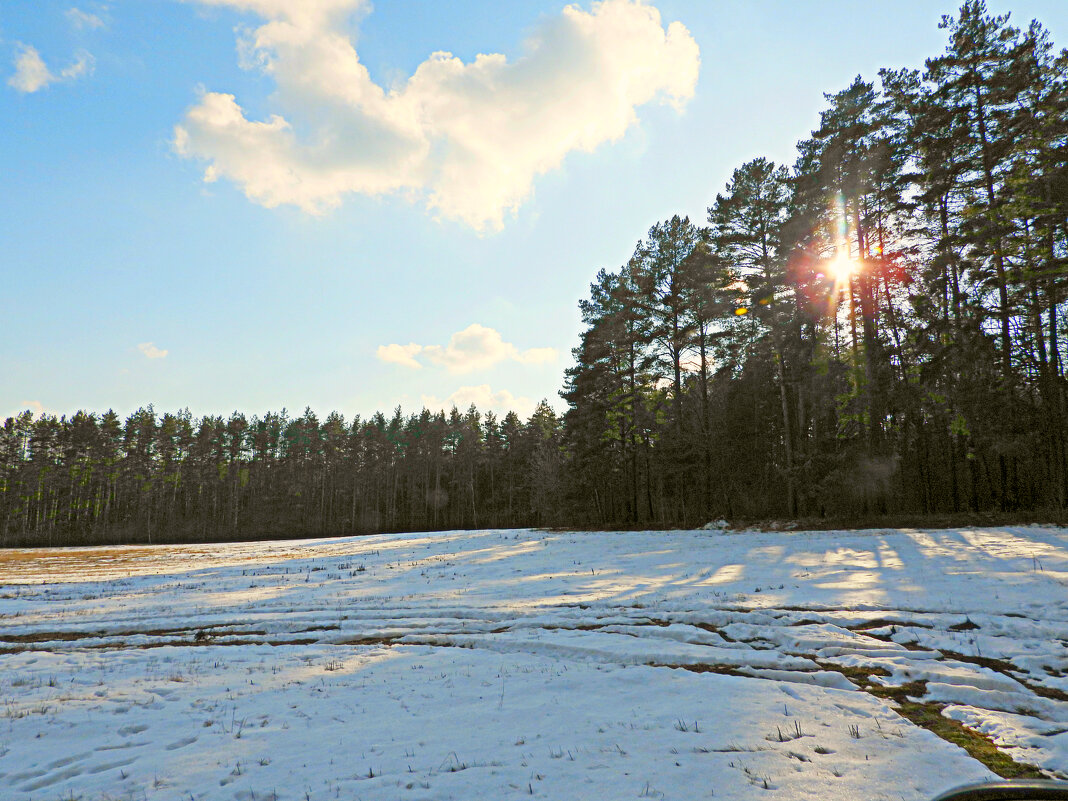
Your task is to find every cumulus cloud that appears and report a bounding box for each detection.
[174,0,699,229]
[377,342,423,369]
[138,342,169,359]
[378,324,557,373]
[421,385,535,418]
[66,8,106,30]
[11,401,53,420]
[8,44,94,93]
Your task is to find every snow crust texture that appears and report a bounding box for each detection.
[1,526,1066,800]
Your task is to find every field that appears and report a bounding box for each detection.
[1,526,1067,801]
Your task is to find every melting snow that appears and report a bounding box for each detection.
[1,525,1066,799]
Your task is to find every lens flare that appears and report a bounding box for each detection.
[830,254,856,284]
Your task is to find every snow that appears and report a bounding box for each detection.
[1,525,1066,800]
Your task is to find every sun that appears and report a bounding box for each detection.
[829,254,857,284]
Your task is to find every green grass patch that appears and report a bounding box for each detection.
[866,681,1047,779]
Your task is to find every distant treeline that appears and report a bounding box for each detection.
[5,1,1068,546]
[0,404,566,546]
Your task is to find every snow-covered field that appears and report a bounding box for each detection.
[1,526,1067,801]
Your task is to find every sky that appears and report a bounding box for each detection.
[2,0,1066,425]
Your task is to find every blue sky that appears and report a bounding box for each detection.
[3,0,1066,423]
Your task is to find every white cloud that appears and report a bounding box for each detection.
[66,8,106,30]
[138,342,169,359]
[421,385,535,418]
[175,0,699,230]
[378,324,557,373]
[376,342,423,369]
[8,46,52,93]
[513,347,557,366]
[9,400,53,420]
[421,325,517,373]
[60,52,93,80]
[8,44,94,93]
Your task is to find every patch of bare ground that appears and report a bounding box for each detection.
[811,658,1055,780]
[548,512,1068,532]
[815,663,891,684]
[938,651,1068,704]
[334,636,403,647]
[539,623,614,632]
[0,637,321,654]
[734,512,1068,532]
[693,621,737,641]
[661,662,748,678]
[0,630,98,643]
[0,625,268,644]
[664,652,1055,779]
[102,637,322,650]
[662,657,1051,778]
[0,624,335,654]
[0,545,214,577]
[848,618,934,632]
[857,628,1068,703]
[865,681,1049,779]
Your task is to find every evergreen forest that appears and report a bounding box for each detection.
[4,1,1068,545]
